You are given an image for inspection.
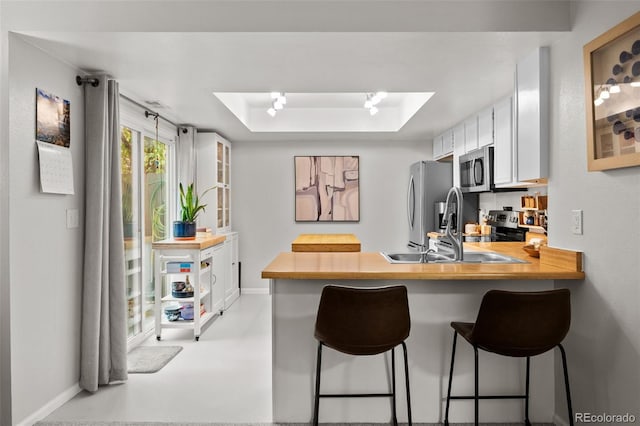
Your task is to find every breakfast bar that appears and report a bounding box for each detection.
[262,242,584,424]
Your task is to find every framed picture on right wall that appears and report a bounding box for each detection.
[584,11,640,171]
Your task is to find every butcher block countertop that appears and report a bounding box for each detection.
[291,233,361,252]
[262,242,584,280]
[152,234,226,250]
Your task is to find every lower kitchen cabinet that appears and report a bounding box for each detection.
[210,232,240,314]
[210,243,226,314]
[224,232,240,309]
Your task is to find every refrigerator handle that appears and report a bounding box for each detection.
[407,175,415,229]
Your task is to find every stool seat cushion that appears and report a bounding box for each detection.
[314,285,410,356]
[450,289,571,357]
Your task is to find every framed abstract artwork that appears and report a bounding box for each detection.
[584,11,640,171]
[294,156,360,222]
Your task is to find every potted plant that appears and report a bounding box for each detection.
[173,182,215,240]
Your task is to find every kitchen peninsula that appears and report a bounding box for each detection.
[262,242,584,423]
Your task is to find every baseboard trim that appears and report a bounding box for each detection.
[554,413,570,426]
[241,288,269,295]
[17,382,81,426]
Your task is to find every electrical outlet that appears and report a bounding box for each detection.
[571,210,583,235]
[66,208,79,229]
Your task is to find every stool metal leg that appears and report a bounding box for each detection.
[313,342,322,426]
[402,341,412,426]
[558,344,574,426]
[525,356,531,426]
[444,330,458,426]
[474,346,479,426]
[391,346,398,426]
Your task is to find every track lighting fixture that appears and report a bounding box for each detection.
[267,92,287,117]
[364,91,387,115]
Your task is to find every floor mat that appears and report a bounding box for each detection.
[127,346,183,373]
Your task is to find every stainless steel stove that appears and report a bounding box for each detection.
[486,210,527,242]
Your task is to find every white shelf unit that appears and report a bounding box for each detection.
[153,244,219,341]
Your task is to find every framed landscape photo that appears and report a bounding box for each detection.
[294,156,360,222]
[584,11,640,171]
[36,88,71,148]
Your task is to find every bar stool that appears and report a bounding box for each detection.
[444,289,574,426]
[313,284,412,426]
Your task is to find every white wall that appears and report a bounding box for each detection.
[8,35,85,424]
[0,5,12,425]
[232,139,429,290]
[548,2,640,423]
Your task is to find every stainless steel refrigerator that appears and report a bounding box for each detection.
[407,161,452,250]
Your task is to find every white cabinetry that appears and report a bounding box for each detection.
[224,232,240,308]
[452,123,465,187]
[210,243,225,314]
[196,132,232,233]
[432,134,443,159]
[464,116,478,152]
[433,129,454,160]
[229,232,240,304]
[515,46,549,184]
[443,128,454,154]
[478,106,494,147]
[210,232,240,313]
[493,96,516,186]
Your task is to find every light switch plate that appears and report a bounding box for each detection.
[66,208,79,229]
[571,209,583,235]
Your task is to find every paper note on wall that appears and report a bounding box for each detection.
[36,140,75,194]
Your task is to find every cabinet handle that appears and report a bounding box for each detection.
[212,274,217,284]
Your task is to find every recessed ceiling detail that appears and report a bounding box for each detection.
[212,92,434,132]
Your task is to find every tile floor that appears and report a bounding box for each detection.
[42,295,272,424]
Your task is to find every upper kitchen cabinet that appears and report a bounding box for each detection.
[452,123,465,187]
[432,133,443,159]
[477,106,494,148]
[196,132,232,233]
[464,115,479,152]
[433,129,453,160]
[493,96,515,186]
[515,46,549,184]
[443,128,454,154]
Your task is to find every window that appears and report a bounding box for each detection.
[120,98,176,345]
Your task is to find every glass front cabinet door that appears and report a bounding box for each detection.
[196,132,231,233]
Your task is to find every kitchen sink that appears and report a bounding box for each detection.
[381,253,423,263]
[380,251,527,264]
[453,252,528,264]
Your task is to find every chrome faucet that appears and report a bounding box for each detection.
[443,186,464,262]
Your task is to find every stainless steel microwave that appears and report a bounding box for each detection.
[459,146,494,193]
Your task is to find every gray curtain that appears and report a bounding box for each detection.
[178,126,196,188]
[80,75,128,392]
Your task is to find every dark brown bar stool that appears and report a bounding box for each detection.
[444,289,574,426]
[313,284,412,426]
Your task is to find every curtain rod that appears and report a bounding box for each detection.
[119,94,179,128]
